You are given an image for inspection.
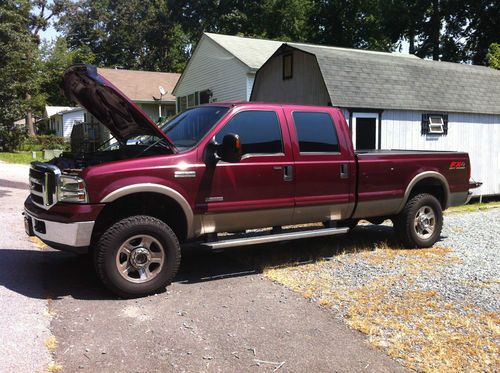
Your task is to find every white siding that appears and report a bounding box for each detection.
[246,74,255,101]
[174,36,250,103]
[381,110,500,196]
[62,110,85,139]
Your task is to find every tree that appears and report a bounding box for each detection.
[59,0,189,72]
[486,43,500,69]
[39,37,95,105]
[0,0,37,147]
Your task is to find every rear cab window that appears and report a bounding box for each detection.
[292,111,340,154]
[215,110,283,156]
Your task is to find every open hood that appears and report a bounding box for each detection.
[63,64,174,145]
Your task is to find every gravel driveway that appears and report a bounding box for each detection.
[263,210,500,372]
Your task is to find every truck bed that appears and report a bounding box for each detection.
[352,149,470,219]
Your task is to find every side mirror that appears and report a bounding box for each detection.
[218,133,242,163]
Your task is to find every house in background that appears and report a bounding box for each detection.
[172,33,282,111]
[251,42,500,196]
[98,68,180,122]
[44,106,86,139]
[43,68,181,143]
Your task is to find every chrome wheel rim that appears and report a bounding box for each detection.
[414,206,436,240]
[116,235,165,283]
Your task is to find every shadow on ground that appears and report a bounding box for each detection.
[0,225,447,301]
[0,178,29,190]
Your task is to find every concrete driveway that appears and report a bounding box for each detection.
[0,161,406,372]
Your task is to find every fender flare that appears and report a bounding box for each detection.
[100,183,194,237]
[397,171,450,213]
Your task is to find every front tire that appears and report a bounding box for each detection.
[95,215,181,298]
[393,193,443,248]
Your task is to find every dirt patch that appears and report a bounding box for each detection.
[265,244,499,372]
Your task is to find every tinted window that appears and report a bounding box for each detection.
[161,106,228,149]
[216,111,283,155]
[293,112,339,153]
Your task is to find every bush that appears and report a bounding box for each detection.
[20,135,69,151]
[0,126,27,152]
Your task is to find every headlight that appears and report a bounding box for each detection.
[58,174,88,203]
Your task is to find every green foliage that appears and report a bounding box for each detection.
[486,43,500,69]
[20,134,68,151]
[59,0,189,72]
[0,0,37,130]
[0,126,27,152]
[39,37,95,105]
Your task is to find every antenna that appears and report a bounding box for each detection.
[159,85,166,96]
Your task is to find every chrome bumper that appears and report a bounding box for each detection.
[24,209,94,248]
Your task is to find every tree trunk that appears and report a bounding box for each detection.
[431,0,441,60]
[409,28,415,54]
[26,93,36,136]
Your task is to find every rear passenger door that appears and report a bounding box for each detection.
[199,107,295,232]
[285,108,355,223]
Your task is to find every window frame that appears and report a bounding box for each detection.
[291,110,341,155]
[428,115,444,134]
[282,53,293,80]
[215,109,285,159]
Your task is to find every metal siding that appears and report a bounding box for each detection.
[251,50,330,105]
[381,110,500,195]
[174,37,249,103]
[246,74,255,101]
[62,110,85,139]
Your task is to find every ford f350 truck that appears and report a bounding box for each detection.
[24,65,479,297]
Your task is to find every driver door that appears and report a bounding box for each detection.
[196,107,295,233]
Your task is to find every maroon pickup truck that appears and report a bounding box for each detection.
[24,65,478,297]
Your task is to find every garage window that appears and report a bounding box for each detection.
[283,54,293,80]
[422,114,448,135]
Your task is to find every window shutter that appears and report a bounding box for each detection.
[443,114,448,135]
[421,114,430,135]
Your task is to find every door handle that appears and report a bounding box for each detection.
[283,165,293,182]
[340,164,349,179]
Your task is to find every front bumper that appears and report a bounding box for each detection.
[24,209,94,253]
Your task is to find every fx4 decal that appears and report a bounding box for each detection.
[449,161,466,170]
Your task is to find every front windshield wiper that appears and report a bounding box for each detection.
[136,137,177,157]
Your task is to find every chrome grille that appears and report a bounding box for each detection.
[29,162,61,209]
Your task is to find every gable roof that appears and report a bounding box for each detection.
[204,33,283,70]
[97,68,180,103]
[282,43,500,115]
[45,105,77,118]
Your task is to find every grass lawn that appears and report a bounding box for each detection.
[0,151,43,164]
[447,200,500,214]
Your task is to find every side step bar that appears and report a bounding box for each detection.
[202,227,349,250]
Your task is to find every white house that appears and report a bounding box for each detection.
[172,33,282,110]
[45,106,86,139]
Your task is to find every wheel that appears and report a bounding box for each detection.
[393,193,443,248]
[95,215,181,298]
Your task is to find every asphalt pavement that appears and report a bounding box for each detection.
[0,161,406,372]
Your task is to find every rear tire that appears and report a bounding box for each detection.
[393,193,443,248]
[95,215,181,298]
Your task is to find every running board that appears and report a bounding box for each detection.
[202,227,349,250]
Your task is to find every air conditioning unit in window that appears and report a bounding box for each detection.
[428,116,444,134]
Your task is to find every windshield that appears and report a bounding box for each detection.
[160,106,229,150]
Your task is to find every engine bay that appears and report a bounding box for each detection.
[50,145,172,174]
